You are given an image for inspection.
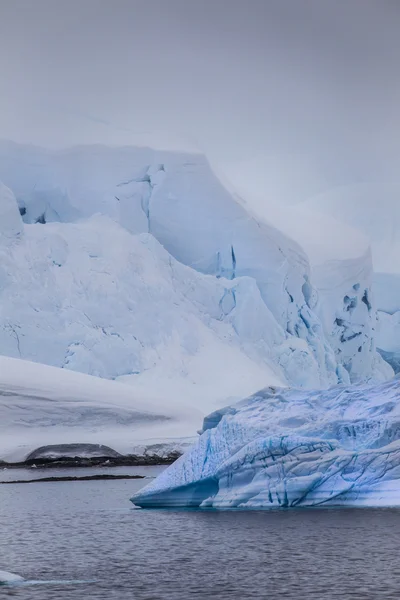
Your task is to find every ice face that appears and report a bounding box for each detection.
[0,216,290,396]
[0,140,391,394]
[214,183,392,385]
[0,183,23,240]
[301,184,400,375]
[374,274,400,374]
[131,377,400,508]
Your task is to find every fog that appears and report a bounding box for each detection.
[1,0,399,178]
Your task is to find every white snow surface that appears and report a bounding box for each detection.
[131,377,400,509]
[0,355,199,463]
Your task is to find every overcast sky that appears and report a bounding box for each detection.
[0,0,399,171]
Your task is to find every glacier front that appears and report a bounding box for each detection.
[0,140,392,393]
[131,377,400,508]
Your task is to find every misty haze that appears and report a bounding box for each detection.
[1,1,400,598]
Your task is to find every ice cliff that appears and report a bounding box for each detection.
[0,182,23,239]
[0,140,391,399]
[219,163,395,383]
[131,376,400,508]
[302,183,400,375]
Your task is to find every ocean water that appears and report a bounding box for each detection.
[1,468,400,599]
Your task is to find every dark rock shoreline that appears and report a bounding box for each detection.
[1,473,147,484]
[0,452,181,470]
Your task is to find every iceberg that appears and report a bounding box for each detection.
[131,376,400,508]
[0,571,24,585]
[0,570,94,587]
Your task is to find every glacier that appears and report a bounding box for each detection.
[0,570,94,587]
[235,199,391,384]
[0,140,391,392]
[302,182,400,375]
[131,376,400,509]
[221,159,400,378]
[0,139,396,462]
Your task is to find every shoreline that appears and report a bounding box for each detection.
[0,452,181,470]
[0,473,148,485]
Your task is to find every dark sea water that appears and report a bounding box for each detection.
[1,467,400,599]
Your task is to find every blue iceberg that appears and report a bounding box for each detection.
[131,377,400,508]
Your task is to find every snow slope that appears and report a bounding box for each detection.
[0,355,199,463]
[131,377,400,509]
